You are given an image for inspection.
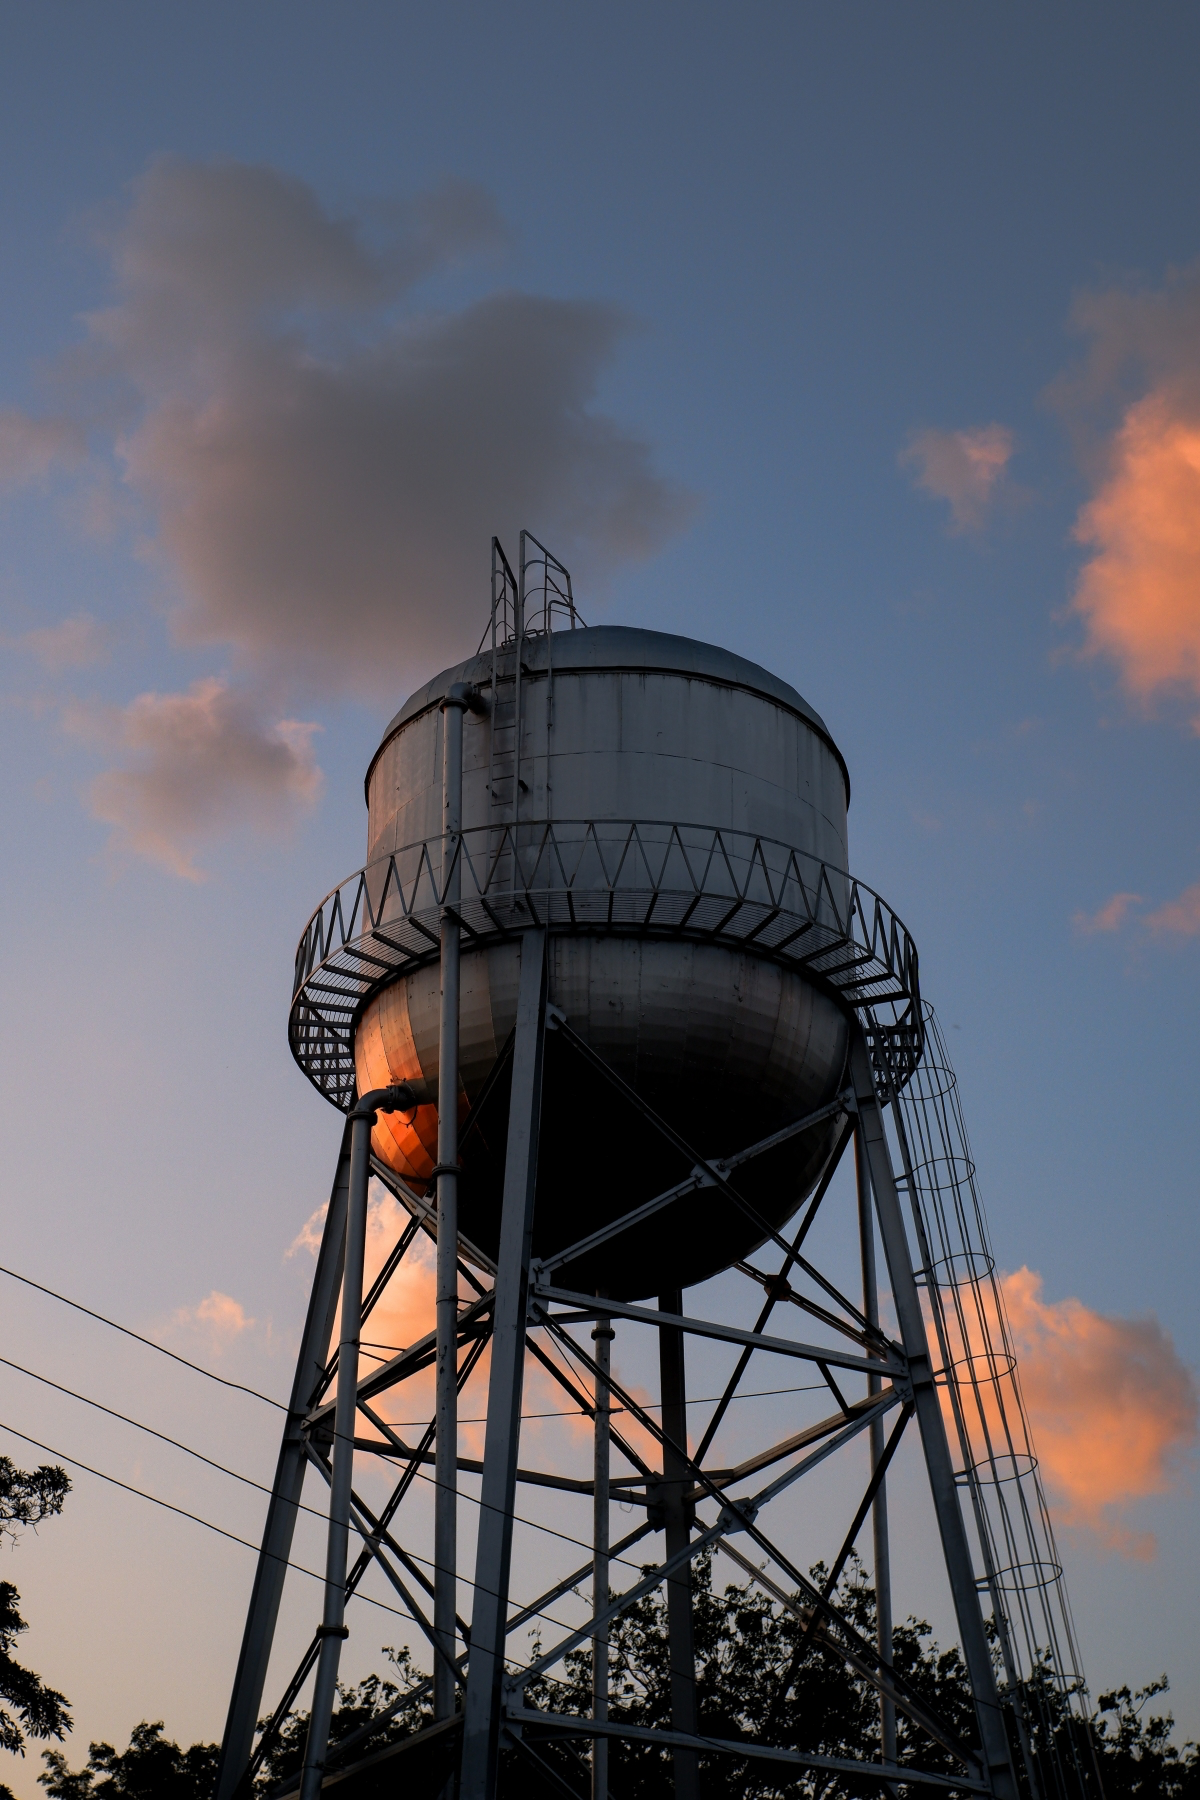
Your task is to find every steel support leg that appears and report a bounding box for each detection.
[658,1290,699,1800]
[460,928,548,1799]
[435,692,466,1725]
[856,1128,897,1770]
[214,1123,353,1800]
[849,1030,1017,1800]
[297,1107,374,1800]
[592,1312,613,1800]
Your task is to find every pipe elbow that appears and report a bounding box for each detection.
[443,682,489,715]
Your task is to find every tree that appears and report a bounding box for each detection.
[1091,1680,1200,1800]
[0,1458,72,1800]
[38,1722,219,1800]
[38,1553,1200,1799]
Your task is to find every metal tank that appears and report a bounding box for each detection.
[351,618,855,1298]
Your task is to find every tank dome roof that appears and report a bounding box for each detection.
[370,625,848,801]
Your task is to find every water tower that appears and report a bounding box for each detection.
[215,538,1099,1800]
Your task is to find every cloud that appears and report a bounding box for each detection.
[290,1182,656,1478]
[1143,880,1200,938]
[64,675,321,878]
[900,423,1013,532]
[9,613,112,671]
[1000,1268,1196,1558]
[1071,890,1143,934]
[1070,880,1200,940]
[0,410,85,487]
[71,156,692,695]
[170,1289,255,1351]
[1056,264,1200,711]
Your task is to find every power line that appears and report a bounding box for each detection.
[0,1353,655,1584]
[0,1420,583,1667]
[2,1351,655,1583]
[0,1418,403,1624]
[0,1264,286,1410]
[0,1258,824,1425]
[0,1354,330,1524]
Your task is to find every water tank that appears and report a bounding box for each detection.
[352,626,855,1300]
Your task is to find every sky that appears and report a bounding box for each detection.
[1,3,1199,1790]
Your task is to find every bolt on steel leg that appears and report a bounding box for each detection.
[592,1310,614,1800]
[856,1126,897,1770]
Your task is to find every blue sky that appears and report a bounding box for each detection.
[0,5,1198,1788]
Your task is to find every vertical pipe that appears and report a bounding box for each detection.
[856,1128,897,1769]
[592,1311,614,1800]
[298,1108,373,1800]
[460,928,548,1799]
[658,1291,699,1800]
[435,695,466,1723]
[849,1031,1018,1800]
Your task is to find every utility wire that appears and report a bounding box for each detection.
[0,1419,583,1668]
[0,1357,657,1582]
[0,1264,286,1410]
[0,1354,332,1525]
[0,1418,405,1624]
[0,1260,826,1423]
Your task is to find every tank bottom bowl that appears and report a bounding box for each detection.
[457,1027,847,1298]
[355,933,851,1301]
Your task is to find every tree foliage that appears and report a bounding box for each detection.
[0,1458,72,1800]
[35,1554,1200,1800]
[38,1724,218,1800]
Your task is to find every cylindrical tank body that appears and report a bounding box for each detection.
[354,626,853,1299]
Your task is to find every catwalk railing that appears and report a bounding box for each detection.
[290,820,923,1109]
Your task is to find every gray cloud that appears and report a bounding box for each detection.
[9,157,693,874]
[0,409,85,486]
[64,677,322,879]
[81,158,692,693]
[12,613,112,671]
[900,423,1014,532]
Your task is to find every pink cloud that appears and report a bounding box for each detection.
[63,676,322,879]
[1071,891,1143,934]
[0,409,85,487]
[900,423,1014,531]
[1143,880,1200,938]
[10,613,112,672]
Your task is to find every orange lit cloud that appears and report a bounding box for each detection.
[1001,1268,1196,1557]
[900,423,1013,532]
[1072,395,1200,702]
[291,1184,658,1482]
[169,1289,255,1352]
[1058,264,1200,712]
